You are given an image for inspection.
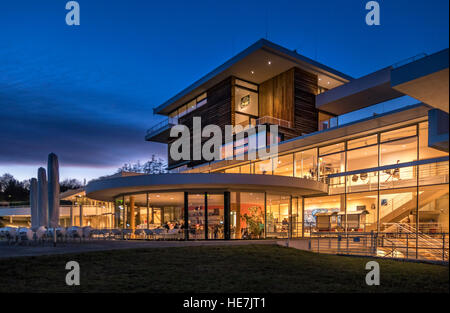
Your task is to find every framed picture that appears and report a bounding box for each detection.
[240,95,250,109]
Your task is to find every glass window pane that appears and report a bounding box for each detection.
[380,137,417,166]
[379,165,417,189]
[225,167,240,174]
[347,135,378,150]
[235,86,258,116]
[346,171,378,193]
[254,158,273,175]
[273,154,294,177]
[240,163,251,174]
[294,148,318,180]
[291,197,302,238]
[230,192,265,239]
[419,161,449,186]
[188,193,205,240]
[347,145,378,171]
[196,97,207,108]
[304,195,343,235]
[196,92,207,102]
[319,152,345,182]
[346,191,378,232]
[381,126,416,142]
[148,192,184,238]
[379,188,417,231]
[418,185,449,233]
[235,79,258,91]
[319,142,345,155]
[187,99,196,113]
[266,194,290,238]
[114,197,124,228]
[207,194,224,239]
[419,122,448,160]
[178,105,187,117]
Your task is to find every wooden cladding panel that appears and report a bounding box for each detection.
[259,69,294,123]
[259,78,273,117]
[168,77,232,169]
[292,67,318,138]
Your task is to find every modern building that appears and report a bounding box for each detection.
[84,40,449,248]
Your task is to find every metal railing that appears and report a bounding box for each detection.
[145,117,178,137]
[256,116,291,128]
[309,231,449,261]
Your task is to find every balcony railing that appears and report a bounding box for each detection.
[145,117,178,138]
[256,116,291,128]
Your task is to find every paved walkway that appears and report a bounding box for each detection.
[0,239,279,259]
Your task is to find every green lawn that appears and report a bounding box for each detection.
[0,245,448,293]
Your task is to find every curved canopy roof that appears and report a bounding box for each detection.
[86,173,328,201]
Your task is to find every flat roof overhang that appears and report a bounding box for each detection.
[391,49,449,113]
[86,173,328,202]
[154,39,352,115]
[316,67,404,115]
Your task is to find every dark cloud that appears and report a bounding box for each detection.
[0,47,166,168]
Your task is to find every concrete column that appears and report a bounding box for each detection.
[236,192,241,239]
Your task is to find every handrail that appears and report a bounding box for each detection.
[256,116,291,128]
[146,117,178,136]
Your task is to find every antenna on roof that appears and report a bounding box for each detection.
[265,7,269,39]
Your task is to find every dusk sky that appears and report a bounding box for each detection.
[0,0,448,182]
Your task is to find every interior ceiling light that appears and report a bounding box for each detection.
[268,61,272,65]
[251,70,255,74]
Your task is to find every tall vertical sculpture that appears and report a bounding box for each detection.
[30,178,39,229]
[37,167,48,227]
[48,153,60,228]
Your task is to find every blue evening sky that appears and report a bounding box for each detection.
[0,0,448,181]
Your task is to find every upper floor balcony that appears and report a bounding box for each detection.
[145,117,179,143]
[256,116,292,129]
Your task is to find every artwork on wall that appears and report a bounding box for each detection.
[240,95,250,110]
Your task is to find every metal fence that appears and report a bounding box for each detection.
[309,231,449,261]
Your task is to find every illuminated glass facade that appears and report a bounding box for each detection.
[111,122,448,241]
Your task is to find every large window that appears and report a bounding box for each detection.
[254,158,273,175]
[273,154,294,177]
[188,193,206,240]
[230,192,265,239]
[169,93,207,119]
[380,137,417,166]
[207,194,225,239]
[148,192,184,229]
[304,195,343,235]
[294,148,318,180]
[419,122,448,160]
[319,152,345,182]
[291,197,302,238]
[266,194,290,238]
[347,145,378,171]
[234,80,258,129]
[346,191,378,232]
[418,185,449,233]
[379,187,417,231]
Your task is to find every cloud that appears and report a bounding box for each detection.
[0,47,166,168]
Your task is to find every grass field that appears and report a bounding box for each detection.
[0,245,448,293]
